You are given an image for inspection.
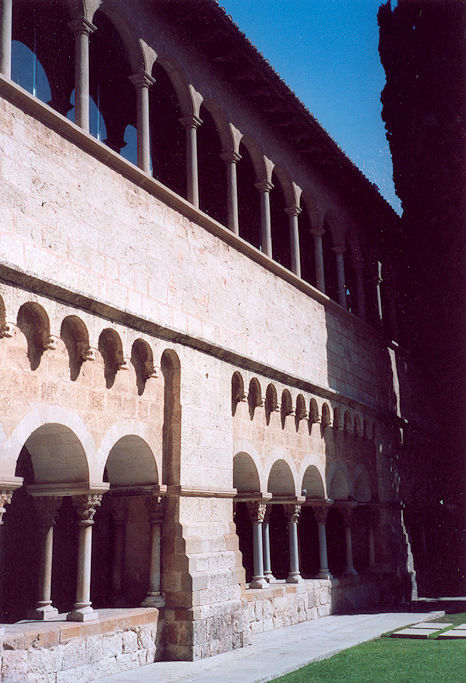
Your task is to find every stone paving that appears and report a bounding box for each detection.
[97,611,444,683]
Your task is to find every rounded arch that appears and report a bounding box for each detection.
[238,134,267,183]
[267,452,299,496]
[6,405,95,483]
[233,452,260,494]
[98,328,125,388]
[327,461,351,500]
[271,164,297,208]
[295,394,307,421]
[353,466,372,503]
[89,1,147,73]
[198,100,228,225]
[237,136,262,249]
[199,98,235,153]
[309,398,320,424]
[96,419,161,484]
[321,402,332,429]
[17,301,52,370]
[248,377,263,419]
[131,338,155,395]
[301,463,325,499]
[265,383,278,417]
[60,315,90,380]
[233,438,266,493]
[231,371,246,416]
[155,54,196,117]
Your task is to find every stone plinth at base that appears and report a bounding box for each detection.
[0,608,161,681]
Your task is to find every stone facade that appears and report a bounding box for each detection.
[0,0,438,677]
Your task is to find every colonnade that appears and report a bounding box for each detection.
[0,483,165,621]
[0,0,399,325]
[240,498,377,588]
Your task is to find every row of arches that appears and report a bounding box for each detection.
[232,372,377,439]
[233,452,372,502]
[1,0,398,331]
[0,296,159,392]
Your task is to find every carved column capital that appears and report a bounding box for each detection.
[311,504,329,525]
[145,495,165,524]
[254,180,274,194]
[129,71,156,91]
[263,503,273,524]
[285,205,302,217]
[0,490,14,525]
[179,114,202,130]
[220,150,242,164]
[33,496,62,534]
[247,500,267,524]
[72,494,102,526]
[68,18,97,37]
[284,504,302,524]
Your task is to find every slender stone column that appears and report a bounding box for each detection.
[311,228,325,292]
[141,495,165,607]
[67,494,102,622]
[255,180,273,257]
[247,501,268,588]
[0,0,12,78]
[220,150,241,235]
[311,504,332,579]
[368,506,379,570]
[109,497,128,606]
[28,497,62,620]
[333,244,347,309]
[355,267,367,320]
[340,505,358,576]
[284,504,303,583]
[180,114,202,208]
[129,72,155,173]
[68,18,96,132]
[285,205,302,277]
[262,504,275,582]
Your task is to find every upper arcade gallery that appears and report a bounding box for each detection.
[1,0,398,339]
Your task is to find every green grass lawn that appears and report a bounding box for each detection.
[274,614,466,683]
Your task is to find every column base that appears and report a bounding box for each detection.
[264,573,276,583]
[344,567,358,577]
[317,570,333,580]
[249,576,268,589]
[27,604,59,621]
[67,605,99,622]
[286,573,304,584]
[141,592,165,608]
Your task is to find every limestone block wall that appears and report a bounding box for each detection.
[0,609,160,682]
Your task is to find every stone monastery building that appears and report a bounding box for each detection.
[0,0,439,678]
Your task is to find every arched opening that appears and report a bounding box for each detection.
[0,423,89,622]
[150,62,186,196]
[328,468,350,501]
[237,141,261,249]
[295,394,307,430]
[280,389,293,428]
[12,0,73,113]
[86,10,136,151]
[345,245,359,315]
[309,398,320,425]
[353,506,370,573]
[326,507,346,576]
[92,435,159,607]
[300,201,316,286]
[17,302,51,370]
[120,123,138,166]
[321,403,331,431]
[267,459,295,580]
[322,222,338,301]
[60,315,90,381]
[270,171,291,269]
[198,104,227,225]
[302,465,325,499]
[299,506,319,578]
[233,452,261,583]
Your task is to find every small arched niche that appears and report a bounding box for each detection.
[131,339,156,395]
[17,302,52,370]
[302,465,325,499]
[344,411,353,435]
[248,378,262,420]
[60,315,90,381]
[280,389,293,428]
[231,371,246,416]
[295,394,308,430]
[265,383,278,425]
[98,328,125,388]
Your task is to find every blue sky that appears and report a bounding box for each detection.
[218,0,401,213]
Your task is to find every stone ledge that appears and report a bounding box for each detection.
[2,608,159,651]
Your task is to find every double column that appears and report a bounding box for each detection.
[129,72,155,174]
[220,150,241,235]
[141,494,165,607]
[286,205,302,278]
[246,501,268,588]
[255,181,273,257]
[0,0,12,78]
[284,504,303,583]
[311,502,332,579]
[180,114,202,208]
[68,17,97,132]
[67,494,102,621]
[310,227,325,292]
[339,504,358,576]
